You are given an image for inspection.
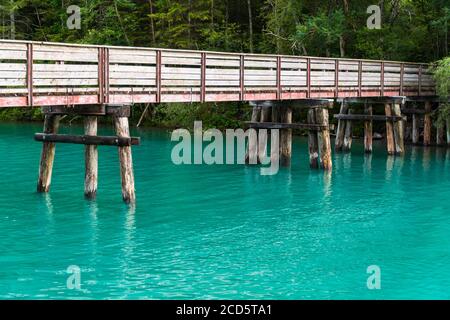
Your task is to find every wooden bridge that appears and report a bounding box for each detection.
[0,40,436,107]
[1,40,444,204]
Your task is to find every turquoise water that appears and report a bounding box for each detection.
[0,122,450,300]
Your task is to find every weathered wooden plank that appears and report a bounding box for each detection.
[34,51,98,62]
[162,66,200,74]
[162,57,201,65]
[244,61,277,68]
[206,68,240,76]
[33,64,98,73]
[34,133,140,146]
[0,71,26,78]
[33,78,98,86]
[109,48,156,64]
[0,63,27,71]
[110,65,156,74]
[0,50,27,60]
[0,43,28,50]
[246,122,325,130]
[0,79,26,86]
[110,72,156,80]
[34,71,98,79]
[206,59,240,67]
[334,114,405,121]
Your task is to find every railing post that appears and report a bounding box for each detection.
[240,55,245,101]
[335,60,339,97]
[306,58,311,98]
[98,47,104,104]
[156,50,162,104]
[358,61,362,97]
[418,65,422,96]
[276,56,282,100]
[26,43,33,107]
[400,63,405,96]
[200,52,206,103]
[104,47,110,104]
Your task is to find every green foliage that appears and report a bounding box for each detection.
[431,57,450,127]
[141,102,243,130]
[291,9,345,57]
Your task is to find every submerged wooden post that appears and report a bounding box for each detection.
[246,106,261,164]
[280,106,292,166]
[385,104,395,155]
[392,104,405,155]
[342,109,353,152]
[412,113,420,145]
[423,101,432,146]
[364,104,373,153]
[37,115,60,193]
[84,116,98,199]
[307,109,319,169]
[316,107,332,171]
[258,107,271,161]
[335,100,348,151]
[114,116,136,204]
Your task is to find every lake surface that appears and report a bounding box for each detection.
[0,122,449,300]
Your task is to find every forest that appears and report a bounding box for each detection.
[0,0,449,128]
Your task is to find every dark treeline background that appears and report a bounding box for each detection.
[0,0,449,128]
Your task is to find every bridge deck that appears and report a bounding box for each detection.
[0,40,435,108]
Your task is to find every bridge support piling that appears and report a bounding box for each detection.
[84,116,98,199]
[258,107,271,162]
[423,101,432,146]
[335,100,348,152]
[342,109,353,152]
[307,109,319,169]
[246,106,261,164]
[280,106,292,167]
[392,103,405,155]
[37,115,61,193]
[385,104,396,155]
[114,116,136,205]
[364,103,373,153]
[316,108,332,171]
[412,113,420,145]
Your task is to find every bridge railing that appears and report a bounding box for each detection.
[0,40,435,108]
